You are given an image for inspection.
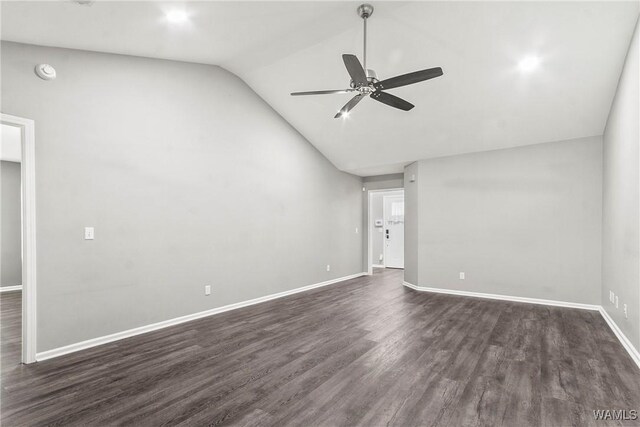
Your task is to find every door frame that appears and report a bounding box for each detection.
[382,193,405,269]
[367,188,404,275]
[1,113,37,364]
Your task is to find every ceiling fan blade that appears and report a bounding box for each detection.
[374,67,443,91]
[334,94,365,118]
[342,54,368,86]
[370,91,414,111]
[291,89,354,96]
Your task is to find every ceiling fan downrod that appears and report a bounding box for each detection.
[357,4,374,75]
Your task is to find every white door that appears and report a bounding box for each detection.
[383,195,404,269]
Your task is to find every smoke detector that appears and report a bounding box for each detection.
[35,64,56,81]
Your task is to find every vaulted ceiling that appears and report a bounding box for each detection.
[2,1,638,175]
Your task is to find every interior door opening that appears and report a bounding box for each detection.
[367,188,404,273]
[383,193,404,269]
[1,123,24,367]
[1,113,36,364]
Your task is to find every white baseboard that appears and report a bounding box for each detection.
[0,285,22,293]
[36,272,366,362]
[403,281,640,370]
[372,264,385,268]
[599,307,640,369]
[402,281,600,311]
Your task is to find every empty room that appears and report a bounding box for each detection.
[0,1,639,426]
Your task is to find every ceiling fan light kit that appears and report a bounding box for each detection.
[291,4,443,118]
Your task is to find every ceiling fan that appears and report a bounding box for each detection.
[291,4,443,118]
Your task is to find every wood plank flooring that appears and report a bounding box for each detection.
[1,269,639,426]
[0,291,22,376]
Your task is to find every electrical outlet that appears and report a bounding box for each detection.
[459,272,465,280]
[205,285,211,296]
[615,295,619,309]
[609,291,614,303]
[623,304,628,319]
[379,254,383,261]
[326,265,331,272]
[355,227,358,234]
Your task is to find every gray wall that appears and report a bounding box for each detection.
[361,174,403,271]
[1,41,363,352]
[1,161,22,287]
[602,18,639,351]
[403,163,419,285]
[405,137,603,305]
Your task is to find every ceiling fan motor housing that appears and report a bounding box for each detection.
[349,69,378,89]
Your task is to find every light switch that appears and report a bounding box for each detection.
[84,227,95,240]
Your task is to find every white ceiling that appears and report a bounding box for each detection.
[2,1,638,176]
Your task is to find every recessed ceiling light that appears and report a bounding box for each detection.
[165,10,189,24]
[518,55,540,72]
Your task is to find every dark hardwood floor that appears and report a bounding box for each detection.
[0,291,22,376]
[1,269,639,426]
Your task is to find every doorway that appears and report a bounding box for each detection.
[367,189,404,273]
[1,113,36,364]
[383,194,405,269]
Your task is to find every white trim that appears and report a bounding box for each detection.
[0,285,23,293]
[372,264,385,268]
[1,113,37,364]
[36,272,366,362]
[402,281,600,311]
[403,281,640,370]
[599,307,640,369]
